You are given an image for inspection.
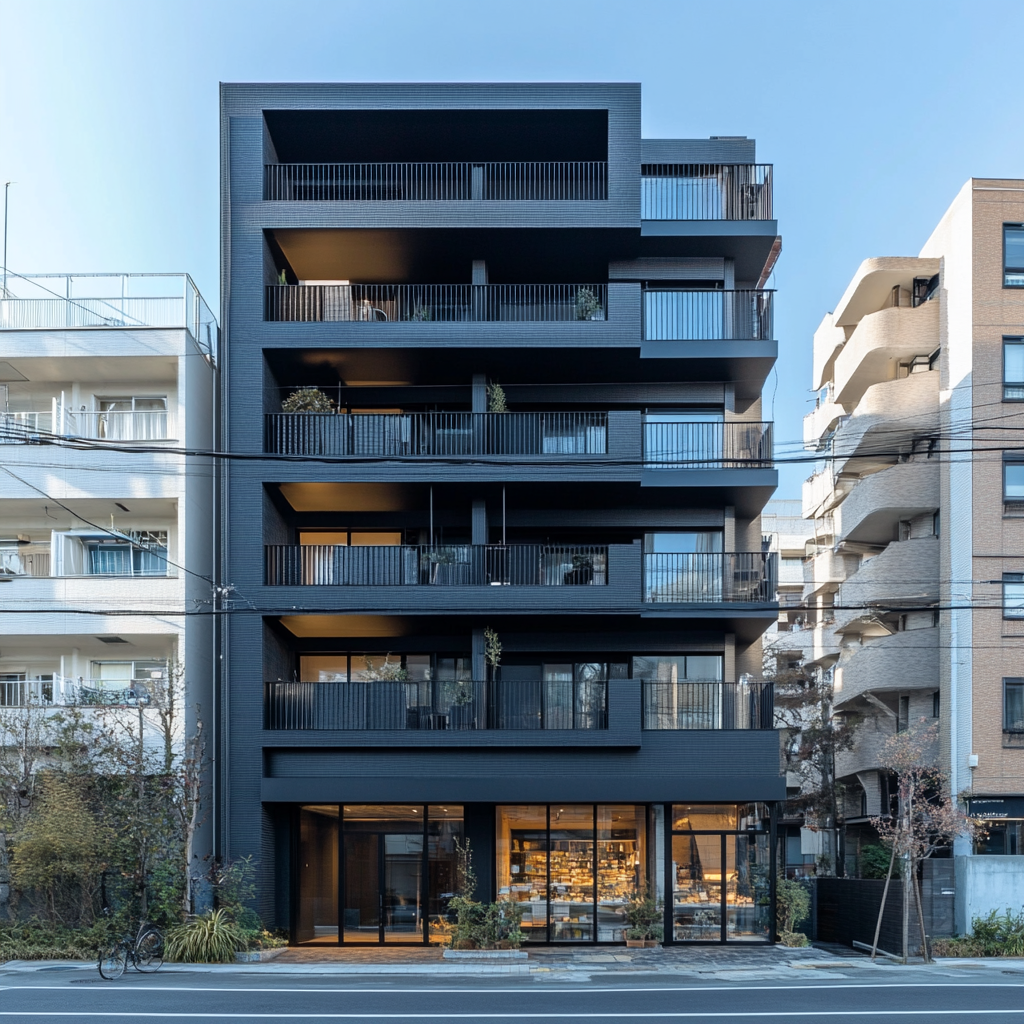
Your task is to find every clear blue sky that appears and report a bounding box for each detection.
[2,0,1021,495]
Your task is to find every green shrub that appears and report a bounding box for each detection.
[776,877,811,936]
[930,908,1024,958]
[778,930,810,947]
[0,921,111,962]
[625,883,664,942]
[446,896,524,950]
[858,844,894,880]
[164,909,248,963]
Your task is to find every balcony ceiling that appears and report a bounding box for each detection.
[270,228,632,285]
[0,633,175,655]
[264,108,609,164]
[0,355,178,383]
[0,497,177,530]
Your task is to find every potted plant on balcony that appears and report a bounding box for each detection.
[428,546,459,585]
[280,388,335,414]
[574,287,603,321]
[410,304,432,322]
[624,884,664,948]
[563,552,594,586]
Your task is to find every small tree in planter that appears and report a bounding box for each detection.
[280,388,335,414]
[776,877,811,947]
[624,884,664,947]
[574,287,603,321]
[563,553,594,586]
[486,382,508,413]
[445,839,524,950]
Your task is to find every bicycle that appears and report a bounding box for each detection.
[98,922,164,980]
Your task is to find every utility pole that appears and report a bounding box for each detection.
[2,181,12,297]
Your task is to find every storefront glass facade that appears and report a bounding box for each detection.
[294,802,772,945]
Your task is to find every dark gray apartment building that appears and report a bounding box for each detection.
[219,82,783,946]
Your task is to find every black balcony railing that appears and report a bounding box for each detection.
[265,411,608,457]
[264,283,607,323]
[642,552,777,604]
[640,164,773,220]
[263,678,608,731]
[264,162,608,202]
[643,290,774,341]
[265,544,609,587]
[642,421,773,468]
[641,680,774,730]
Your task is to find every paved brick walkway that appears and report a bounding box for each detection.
[275,944,840,969]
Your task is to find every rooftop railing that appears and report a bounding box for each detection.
[265,282,607,324]
[641,164,773,220]
[0,273,217,362]
[643,289,774,341]
[642,420,773,469]
[265,544,609,587]
[265,410,607,457]
[642,552,777,604]
[264,161,608,202]
[264,677,608,731]
[641,679,774,729]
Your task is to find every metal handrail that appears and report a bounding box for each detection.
[264,161,608,201]
[642,421,773,468]
[0,675,160,708]
[641,679,774,729]
[640,164,773,220]
[642,552,777,603]
[642,289,774,341]
[263,678,608,731]
[265,544,609,587]
[264,283,607,323]
[265,411,608,457]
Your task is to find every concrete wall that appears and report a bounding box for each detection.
[954,856,1024,935]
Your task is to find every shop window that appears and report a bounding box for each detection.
[1005,338,1024,401]
[974,820,1023,856]
[497,804,646,944]
[1005,224,1024,287]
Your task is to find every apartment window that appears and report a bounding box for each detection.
[1004,457,1024,502]
[912,274,939,306]
[898,520,912,542]
[1004,224,1024,287]
[52,531,168,577]
[96,397,168,441]
[1005,679,1024,733]
[932,510,941,537]
[932,690,941,718]
[1004,574,1024,619]
[1005,338,1024,401]
[897,695,910,733]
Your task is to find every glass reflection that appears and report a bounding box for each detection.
[597,805,645,941]
[297,805,339,944]
[726,834,771,941]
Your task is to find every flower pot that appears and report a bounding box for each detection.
[644,940,659,948]
[625,939,645,948]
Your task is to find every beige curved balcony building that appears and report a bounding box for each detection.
[831,371,939,475]
[835,460,939,545]
[833,298,939,406]
[835,537,939,610]
[833,626,939,710]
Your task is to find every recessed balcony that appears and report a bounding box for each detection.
[0,674,160,708]
[1,401,173,443]
[642,679,773,730]
[264,283,607,323]
[265,411,608,458]
[642,552,776,604]
[835,537,939,609]
[265,543,609,587]
[264,162,608,202]
[835,460,939,545]
[264,677,607,732]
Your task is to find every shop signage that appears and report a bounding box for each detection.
[967,797,1024,819]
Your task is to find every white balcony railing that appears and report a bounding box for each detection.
[1,403,171,443]
[0,675,159,708]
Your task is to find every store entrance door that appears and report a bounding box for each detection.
[343,830,424,943]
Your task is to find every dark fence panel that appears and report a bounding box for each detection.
[264,162,608,201]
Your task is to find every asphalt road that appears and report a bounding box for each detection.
[0,974,1022,1023]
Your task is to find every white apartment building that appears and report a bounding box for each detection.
[799,180,1024,930]
[0,273,216,759]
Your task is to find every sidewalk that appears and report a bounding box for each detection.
[3,943,1022,979]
